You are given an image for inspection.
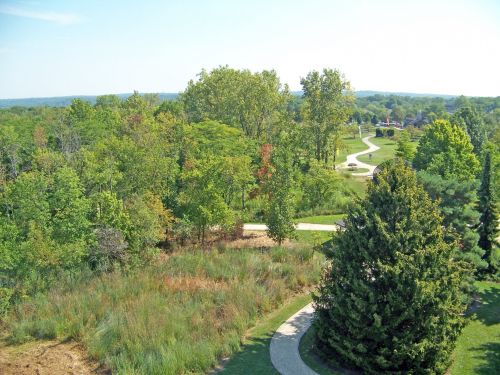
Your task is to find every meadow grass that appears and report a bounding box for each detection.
[299,281,500,375]
[5,247,324,375]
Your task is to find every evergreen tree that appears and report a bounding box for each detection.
[477,152,499,276]
[314,159,466,374]
[265,140,296,245]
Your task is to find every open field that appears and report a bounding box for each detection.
[1,247,324,375]
[334,135,370,166]
[357,136,418,166]
[298,281,500,375]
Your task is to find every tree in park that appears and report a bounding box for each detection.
[301,68,354,162]
[265,139,296,245]
[395,131,416,161]
[452,106,486,156]
[477,152,499,276]
[182,66,290,139]
[413,119,480,181]
[314,159,466,374]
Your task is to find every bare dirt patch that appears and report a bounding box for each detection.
[0,340,107,375]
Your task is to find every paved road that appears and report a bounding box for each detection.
[243,223,337,232]
[270,302,318,375]
[339,135,380,177]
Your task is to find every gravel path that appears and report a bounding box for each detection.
[270,302,318,375]
[339,135,380,177]
[243,223,337,231]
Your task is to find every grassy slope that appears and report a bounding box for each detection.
[5,248,324,375]
[299,281,500,375]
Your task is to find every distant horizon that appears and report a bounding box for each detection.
[2,88,497,102]
[1,0,499,98]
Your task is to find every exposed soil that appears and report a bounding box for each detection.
[0,340,107,375]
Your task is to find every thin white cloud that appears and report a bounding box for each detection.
[0,4,79,25]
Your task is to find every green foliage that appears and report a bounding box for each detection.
[413,119,480,181]
[477,152,499,276]
[418,171,486,293]
[265,141,297,245]
[395,131,416,160]
[301,68,354,162]
[179,157,235,243]
[452,106,486,156]
[300,160,344,213]
[182,66,290,139]
[314,159,466,374]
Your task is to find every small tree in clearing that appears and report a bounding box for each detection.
[314,159,466,374]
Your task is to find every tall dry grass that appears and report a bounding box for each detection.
[7,246,323,374]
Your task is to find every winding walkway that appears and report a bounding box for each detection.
[270,303,318,375]
[268,138,381,374]
[339,135,379,177]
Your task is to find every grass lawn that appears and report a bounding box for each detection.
[449,281,500,375]
[220,293,312,374]
[299,281,500,375]
[339,174,368,198]
[357,136,418,166]
[295,231,332,245]
[294,214,345,225]
[334,135,370,166]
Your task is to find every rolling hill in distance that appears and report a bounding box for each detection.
[0,90,466,109]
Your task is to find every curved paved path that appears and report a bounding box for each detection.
[339,135,379,177]
[270,302,318,375]
[243,223,337,232]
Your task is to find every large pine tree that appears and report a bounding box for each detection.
[314,159,466,374]
[477,152,499,276]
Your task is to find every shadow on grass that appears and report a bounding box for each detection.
[472,287,500,326]
[469,341,500,375]
[219,335,279,375]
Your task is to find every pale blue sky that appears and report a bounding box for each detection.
[0,0,499,98]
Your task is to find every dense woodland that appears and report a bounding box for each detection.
[0,67,498,374]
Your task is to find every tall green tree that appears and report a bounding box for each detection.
[477,152,499,276]
[301,68,354,162]
[452,106,486,156]
[314,159,465,374]
[265,140,296,245]
[182,66,290,139]
[413,119,480,181]
[418,171,486,290]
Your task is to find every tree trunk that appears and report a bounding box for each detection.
[241,189,245,209]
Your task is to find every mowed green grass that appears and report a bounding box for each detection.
[295,214,345,225]
[334,135,370,166]
[4,247,324,375]
[220,294,312,374]
[299,281,500,375]
[357,136,418,166]
[450,281,500,375]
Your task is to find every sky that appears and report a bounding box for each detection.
[0,0,499,99]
